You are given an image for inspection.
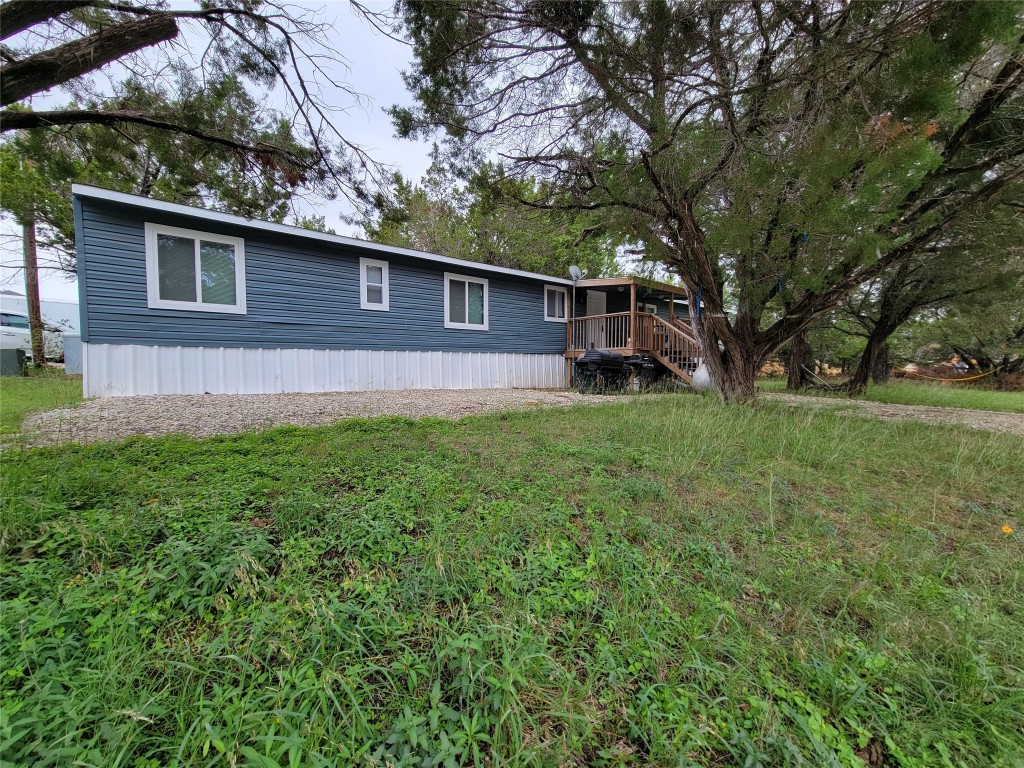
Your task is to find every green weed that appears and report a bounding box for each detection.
[1,398,1021,766]
[0,370,83,434]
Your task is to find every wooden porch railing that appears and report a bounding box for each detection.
[570,312,633,352]
[569,312,703,383]
[635,312,654,350]
[570,313,699,357]
[650,315,702,376]
[670,317,700,346]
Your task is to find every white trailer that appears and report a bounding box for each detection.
[0,291,80,331]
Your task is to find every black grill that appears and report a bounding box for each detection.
[569,350,671,393]
[574,347,671,393]
[574,347,628,392]
[625,353,670,388]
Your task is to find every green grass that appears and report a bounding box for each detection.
[0,370,83,433]
[759,379,795,393]
[759,378,1024,413]
[2,397,1022,766]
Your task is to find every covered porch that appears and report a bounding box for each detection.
[566,277,703,381]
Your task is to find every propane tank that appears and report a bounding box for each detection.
[691,363,715,391]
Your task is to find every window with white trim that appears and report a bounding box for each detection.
[444,272,488,330]
[360,257,389,311]
[544,285,568,322]
[642,303,658,314]
[145,223,246,314]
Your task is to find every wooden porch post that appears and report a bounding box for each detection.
[629,281,637,355]
[566,288,573,387]
[669,291,675,324]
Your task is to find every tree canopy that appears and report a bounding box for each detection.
[363,162,621,278]
[841,198,1024,391]
[368,0,1024,399]
[1,0,379,204]
[1,68,319,271]
[911,285,1024,374]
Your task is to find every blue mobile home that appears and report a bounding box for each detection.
[73,186,574,397]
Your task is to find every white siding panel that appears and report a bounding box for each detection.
[82,343,566,397]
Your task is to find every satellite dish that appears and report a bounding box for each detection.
[569,265,583,281]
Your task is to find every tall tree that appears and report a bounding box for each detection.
[941,292,1024,375]
[0,67,319,272]
[366,166,476,261]
[850,263,970,388]
[843,215,1023,393]
[0,150,65,361]
[367,1,1024,400]
[364,163,622,278]
[1,0,379,202]
[896,272,1024,375]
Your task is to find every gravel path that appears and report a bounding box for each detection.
[20,389,632,447]
[764,392,1024,436]
[17,388,1022,448]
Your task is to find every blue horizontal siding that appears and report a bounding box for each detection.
[76,199,568,354]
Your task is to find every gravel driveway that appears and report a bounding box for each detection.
[17,388,1022,448]
[764,392,1024,436]
[20,389,631,447]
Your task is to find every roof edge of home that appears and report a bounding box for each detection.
[72,184,574,286]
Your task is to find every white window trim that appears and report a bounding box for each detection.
[359,256,390,311]
[443,272,489,331]
[145,222,246,314]
[544,284,568,323]
[644,303,658,314]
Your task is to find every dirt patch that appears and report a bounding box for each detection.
[765,392,1024,436]
[20,388,634,447]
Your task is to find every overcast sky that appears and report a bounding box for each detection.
[0,1,432,304]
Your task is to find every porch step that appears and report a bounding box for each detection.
[650,351,696,385]
[649,315,702,385]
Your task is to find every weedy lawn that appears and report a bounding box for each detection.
[1,396,1022,767]
[0,370,82,434]
[758,379,1024,414]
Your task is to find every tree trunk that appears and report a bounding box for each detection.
[684,282,760,403]
[22,220,46,366]
[700,333,759,403]
[786,331,812,390]
[708,355,759,401]
[848,329,890,395]
[870,342,892,384]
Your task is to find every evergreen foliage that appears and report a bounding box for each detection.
[363,162,622,277]
[369,0,1024,400]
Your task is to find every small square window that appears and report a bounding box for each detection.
[544,285,568,322]
[360,257,389,311]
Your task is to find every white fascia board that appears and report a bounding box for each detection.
[72,185,573,286]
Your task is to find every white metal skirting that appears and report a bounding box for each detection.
[81,343,567,397]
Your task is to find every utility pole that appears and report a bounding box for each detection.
[22,218,46,366]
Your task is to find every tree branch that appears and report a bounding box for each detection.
[0,13,178,106]
[0,108,306,167]
[0,0,93,42]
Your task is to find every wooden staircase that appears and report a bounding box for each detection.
[648,315,702,384]
[568,311,704,385]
